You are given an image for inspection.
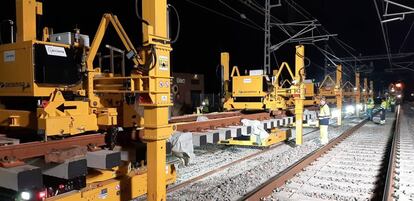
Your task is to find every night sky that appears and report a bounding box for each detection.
[1,0,413,95]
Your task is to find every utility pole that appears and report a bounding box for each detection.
[264,0,281,75]
[264,0,271,75]
[323,44,328,77]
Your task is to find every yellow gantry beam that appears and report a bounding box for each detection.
[141,0,172,201]
[363,78,368,107]
[16,0,41,42]
[294,45,305,145]
[355,72,361,117]
[336,64,343,125]
[221,53,231,100]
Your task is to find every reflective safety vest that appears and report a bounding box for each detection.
[381,101,387,109]
[367,99,375,109]
[390,97,396,105]
[386,97,391,108]
[319,104,330,125]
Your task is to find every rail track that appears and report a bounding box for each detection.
[392,104,414,200]
[167,126,324,194]
[172,112,274,132]
[241,107,401,201]
[166,117,362,200]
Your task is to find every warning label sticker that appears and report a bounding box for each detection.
[45,45,67,57]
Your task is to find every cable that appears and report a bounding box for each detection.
[168,4,181,44]
[284,0,312,20]
[136,44,157,74]
[219,0,264,30]
[272,52,280,69]
[184,0,262,31]
[135,0,150,26]
[373,0,392,68]
[285,0,362,63]
[398,20,414,53]
[238,0,295,35]
[325,45,355,73]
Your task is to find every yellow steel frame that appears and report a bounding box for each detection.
[355,72,361,116]
[363,78,368,106]
[86,13,142,108]
[221,45,306,145]
[335,65,343,125]
[218,128,289,147]
[342,81,356,103]
[221,52,231,100]
[292,45,305,145]
[1,0,174,200]
[49,164,176,201]
[141,1,173,200]
[318,75,337,104]
[222,60,295,112]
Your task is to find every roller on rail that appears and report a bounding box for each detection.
[0,0,177,200]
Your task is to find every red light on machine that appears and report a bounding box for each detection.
[38,191,46,200]
[396,83,402,88]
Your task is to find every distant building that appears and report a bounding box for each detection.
[171,73,205,115]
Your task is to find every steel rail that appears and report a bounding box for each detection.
[383,105,401,201]
[240,117,370,200]
[0,133,105,161]
[174,112,273,132]
[167,126,324,194]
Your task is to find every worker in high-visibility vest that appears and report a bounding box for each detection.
[367,98,375,121]
[380,98,387,125]
[318,96,330,145]
[390,96,396,112]
[386,96,391,111]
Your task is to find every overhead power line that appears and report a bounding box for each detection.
[399,20,414,53]
[218,0,264,30]
[184,0,263,31]
[373,0,393,68]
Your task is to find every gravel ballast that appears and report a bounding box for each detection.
[266,113,395,201]
[167,117,363,201]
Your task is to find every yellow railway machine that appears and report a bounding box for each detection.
[0,0,176,201]
[222,45,317,114]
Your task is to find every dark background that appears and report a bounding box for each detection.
[1,0,413,96]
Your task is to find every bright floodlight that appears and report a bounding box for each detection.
[346,105,355,114]
[21,192,31,200]
[396,83,402,88]
[331,109,340,118]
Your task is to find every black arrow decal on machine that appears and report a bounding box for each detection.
[57,104,77,113]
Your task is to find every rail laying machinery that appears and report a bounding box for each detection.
[341,72,374,116]
[222,45,318,114]
[0,0,176,200]
[219,45,312,146]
